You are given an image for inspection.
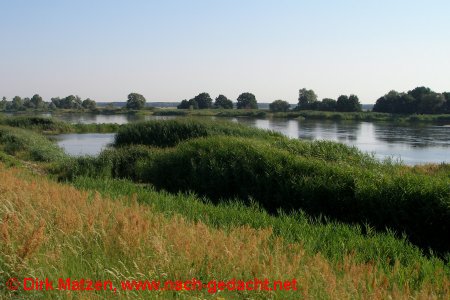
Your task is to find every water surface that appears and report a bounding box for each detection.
[47,113,450,165]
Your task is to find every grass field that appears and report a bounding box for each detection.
[1,165,449,299]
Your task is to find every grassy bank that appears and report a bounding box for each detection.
[1,165,449,299]
[1,117,450,298]
[0,115,122,134]
[55,119,450,256]
[152,109,450,123]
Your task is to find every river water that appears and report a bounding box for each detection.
[49,113,449,165]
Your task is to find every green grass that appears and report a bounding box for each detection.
[71,175,450,274]
[0,126,68,162]
[114,118,283,147]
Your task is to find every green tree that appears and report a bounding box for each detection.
[12,96,24,110]
[82,98,97,110]
[126,93,146,110]
[236,92,258,109]
[269,99,291,112]
[214,95,233,109]
[443,92,450,113]
[297,88,318,110]
[0,97,7,110]
[193,93,212,109]
[23,97,34,109]
[336,94,361,112]
[48,102,57,110]
[30,94,43,109]
[177,99,190,109]
[417,93,445,114]
[408,86,432,101]
[318,98,337,111]
[178,99,199,109]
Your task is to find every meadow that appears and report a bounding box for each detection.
[0,116,449,299]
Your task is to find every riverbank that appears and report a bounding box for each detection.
[152,109,450,123]
[0,118,449,298]
[4,108,450,124]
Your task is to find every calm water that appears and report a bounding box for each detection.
[55,133,115,156]
[50,114,450,165]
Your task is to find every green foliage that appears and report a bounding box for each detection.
[0,116,72,133]
[81,98,97,110]
[297,88,318,110]
[126,93,146,110]
[193,92,213,109]
[73,175,449,273]
[269,99,291,112]
[114,118,282,147]
[214,94,233,109]
[134,136,450,254]
[0,126,67,162]
[336,94,362,112]
[374,87,448,114]
[318,98,337,111]
[236,92,258,109]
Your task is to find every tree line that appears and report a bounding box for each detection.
[373,87,450,114]
[177,92,257,110]
[0,94,98,111]
[2,87,449,114]
[0,93,146,112]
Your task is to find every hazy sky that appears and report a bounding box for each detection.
[1,0,449,103]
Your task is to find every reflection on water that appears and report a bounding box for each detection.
[55,133,115,156]
[228,118,450,165]
[54,113,175,124]
[35,112,449,165]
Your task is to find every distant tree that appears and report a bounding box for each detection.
[48,102,57,110]
[177,99,190,109]
[297,88,318,110]
[188,99,199,109]
[126,93,146,110]
[30,94,43,108]
[417,93,445,114]
[23,97,34,109]
[336,94,361,112]
[178,98,199,109]
[51,97,61,108]
[0,97,7,110]
[236,92,258,109]
[11,96,24,110]
[82,98,97,110]
[269,99,291,112]
[407,86,432,101]
[59,95,78,109]
[444,92,450,113]
[318,98,337,111]
[193,93,213,109]
[214,95,233,109]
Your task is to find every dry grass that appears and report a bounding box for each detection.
[0,164,449,299]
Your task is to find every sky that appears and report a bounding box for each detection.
[0,0,449,104]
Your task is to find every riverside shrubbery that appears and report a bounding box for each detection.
[58,119,450,254]
[114,118,283,147]
[0,126,67,162]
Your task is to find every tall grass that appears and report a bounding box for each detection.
[0,126,67,162]
[1,165,449,299]
[114,118,282,147]
[0,115,72,133]
[0,115,123,134]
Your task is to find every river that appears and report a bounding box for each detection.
[49,113,449,165]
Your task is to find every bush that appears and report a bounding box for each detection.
[0,116,72,133]
[136,136,450,254]
[114,118,282,147]
[0,126,67,162]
